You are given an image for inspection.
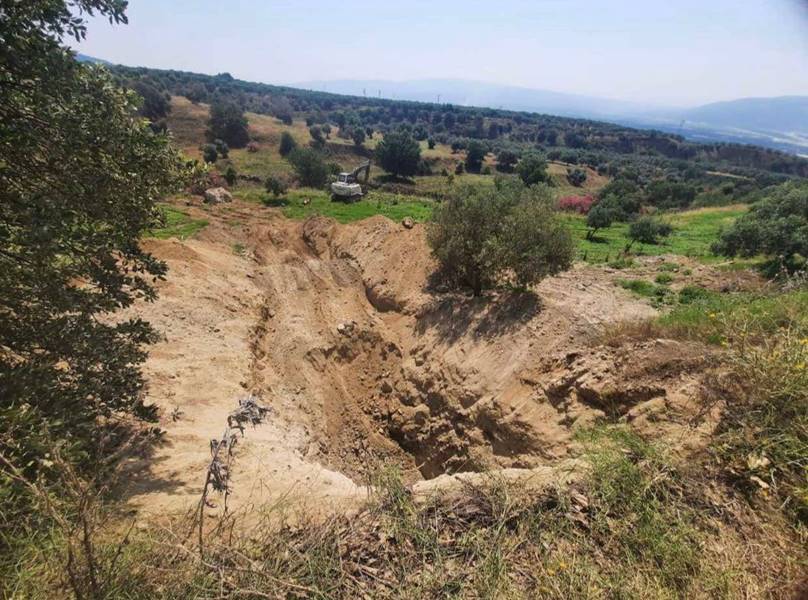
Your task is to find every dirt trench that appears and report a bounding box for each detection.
[244,215,716,483]
[123,205,720,515]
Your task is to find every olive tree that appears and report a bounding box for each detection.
[427,180,574,295]
[0,0,189,485]
[376,130,421,179]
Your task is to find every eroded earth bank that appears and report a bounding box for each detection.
[123,201,726,516]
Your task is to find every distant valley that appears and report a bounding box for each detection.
[296,78,808,155]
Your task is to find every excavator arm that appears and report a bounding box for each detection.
[350,160,371,184]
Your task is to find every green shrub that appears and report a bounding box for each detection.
[201,143,217,163]
[207,100,249,148]
[516,153,550,186]
[628,217,673,247]
[265,175,288,198]
[655,273,673,284]
[224,165,237,186]
[213,138,229,158]
[279,131,297,157]
[288,147,328,188]
[464,140,487,173]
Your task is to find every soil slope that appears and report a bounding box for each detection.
[124,200,720,516]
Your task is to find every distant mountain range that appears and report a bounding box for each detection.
[296,79,808,155]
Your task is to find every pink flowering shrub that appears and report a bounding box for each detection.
[557,194,594,214]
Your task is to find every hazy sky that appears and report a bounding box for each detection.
[73,0,808,107]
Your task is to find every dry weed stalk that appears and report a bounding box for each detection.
[195,394,270,556]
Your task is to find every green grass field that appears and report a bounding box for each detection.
[562,205,748,263]
[146,205,209,239]
[235,186,435,224]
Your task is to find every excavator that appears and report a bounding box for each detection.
[330,160,371,202]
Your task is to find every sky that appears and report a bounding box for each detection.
[72,0,808,107]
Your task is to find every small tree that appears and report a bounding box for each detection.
[427,180,574,295]
[428,137,436,150]
[464,140,486,173]
[351,127,366,147]
[265,175,288,198]
[713,180,807,274]
[279,131,297,157]
[309,125,325,149]
[375,130,421,179]
[586,203,614,240]
[224,165,237,186]
[496,150,519,173]
[208,100,249,148]
[201,143,218,163]
[567,167,587,187]
[516,153,550,186]
[627,217,673,249]
[214,138,229,158]
[288,147,328,188]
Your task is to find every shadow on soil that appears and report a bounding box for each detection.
[415,289,543,344]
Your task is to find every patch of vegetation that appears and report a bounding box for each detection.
[428,179,574,295]
[12,426,800,598]
[657,287,808,344]
[566,205,749,263]
[713,180,807,275]
[236,186,434,224]
[617,278,673,305]
[147,205,208,239]
[654,272,674,285]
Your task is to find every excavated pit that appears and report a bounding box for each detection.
[245,215,718,482]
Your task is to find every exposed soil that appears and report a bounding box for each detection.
[123,199,725,516]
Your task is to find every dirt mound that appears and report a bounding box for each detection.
[126,203,722,514]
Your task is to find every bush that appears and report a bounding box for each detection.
[308,125,325,148]
[427,180,574,295]
[288,148,328,188]
[558,194,594,214]
[464,140,486,173]
[201,143,217,163]
[375,130,421,179]
[351,127,366,147]
[224,165,237,186]
[265,175,287,197]
[279,131,297,157]
[213,138,229,158]
[628,217,673,247]
[207,100,249,148]
[566,167,587,187]
[713,180,807,274]
[427,138,436,150]
[586,202,614,239]
[516,153,550,186]
[496,149,519,173]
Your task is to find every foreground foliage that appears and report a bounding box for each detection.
[0,0,187,548]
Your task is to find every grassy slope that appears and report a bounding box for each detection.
[146,205,208,239]
[236,186,434,224]
[165,96,747,265]
[562,204,748,262]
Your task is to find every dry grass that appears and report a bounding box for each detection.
[6,427,806,599]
